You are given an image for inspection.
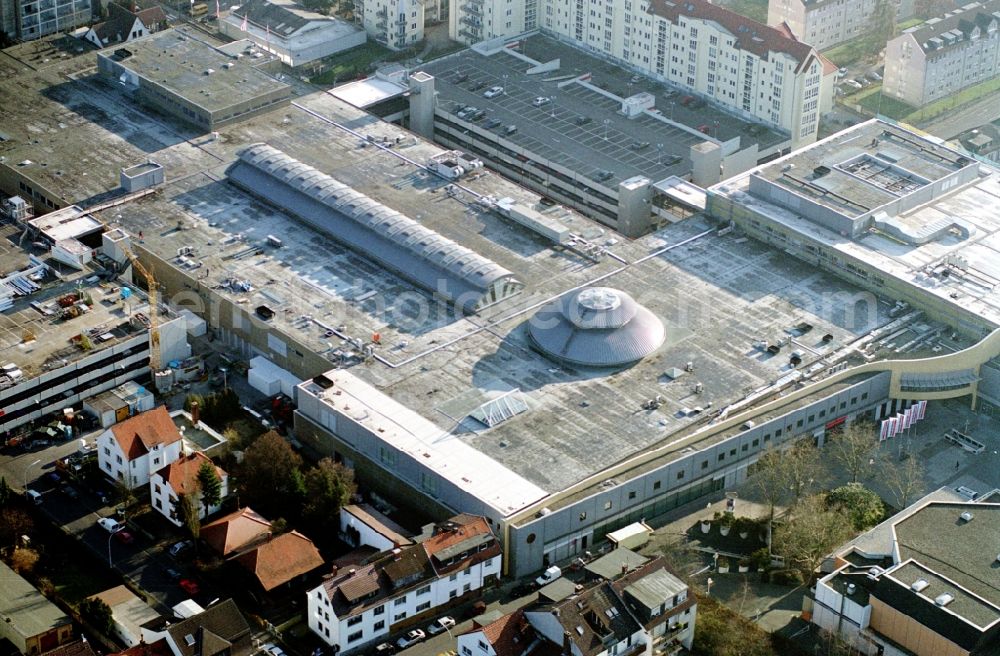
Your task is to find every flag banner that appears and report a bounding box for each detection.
[917,400,927,420]
[903,408,914,430]
[241,13,247,30]
[879,419,891,441]
[891,415,904,436]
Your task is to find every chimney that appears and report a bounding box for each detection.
[191,400,200,426]
[562,631,572,656]
[621,562,628,576]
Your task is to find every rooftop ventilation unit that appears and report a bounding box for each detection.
[846,583,856,595]
[184,635,195,647]
[960,511,974,522]
[935,593,955,607]
[911,579,929,593]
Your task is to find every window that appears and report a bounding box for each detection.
[628,491,637,499]
[479,641,489,652]
[374,621,385,631]
[861,392,869,401]
[752,438,760,447]
[449,573,458,582]
[463,583,471,593]
[718,453,725,461]
[729,448,736,457]
[104,447,111,456]
[653,480,661,490]
[603,501,612,510]
[701,461,708,469]
[676,470,685,480]
[462,648,472,656]
[373,605,385,616]
[348,616,363,626]
[416,601,431,612]
[417,585,431,596]
[449,590,458,599]
[394,612,407,621]
[394,597,406,606]
[347,631,363,643]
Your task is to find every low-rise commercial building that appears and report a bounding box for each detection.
[813,489,1000,655]
[221,0,365,67]
[883,0,1000,107]
[0,561,74,655]
[96,29,292,131]
[307,515,501,652]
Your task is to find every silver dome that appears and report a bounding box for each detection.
[528,287,665,367]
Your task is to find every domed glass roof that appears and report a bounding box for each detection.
[527,287,665,367]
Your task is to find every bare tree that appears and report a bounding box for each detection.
[882,455,925,510]
[785,442,826,502]
[773,495,854,583]
[827,422,878,483]
[748,446,790,526]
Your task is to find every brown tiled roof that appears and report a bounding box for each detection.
[110,406,182,461]
[477,609,535,656]
[547,583,640,656]
[201,507,271,556]
[156,452,226,497]
[422,514,500,575]
[322,544,434,617]
[647,0,816,70]
[42,641,99,656]
[164,600,251,656]
[233,531,324,591]
[107,639,172,656]
[136,6,167,27]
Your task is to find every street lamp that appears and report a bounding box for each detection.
[23,459,40,491]
[107,531,115,568]
[550,94,556,118]
[603,119,611,141]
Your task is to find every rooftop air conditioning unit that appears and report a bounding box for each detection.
[960,511,974,522]
[911,579,929,593]
[935,593,954,607]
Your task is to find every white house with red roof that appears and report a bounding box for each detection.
[98,406,184,489]
[150,452,229,527]
[306,514,501,653]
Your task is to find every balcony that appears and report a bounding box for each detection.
[459,14,480,26]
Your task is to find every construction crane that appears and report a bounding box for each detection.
[124,250,161,374]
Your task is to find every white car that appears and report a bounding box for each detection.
[532,96,550,107]
[260,644,286,656]
[483,85,504,98]
[427,616,456,635]
[97,517,123,533]
[837,67,849,77]
[169,540,193,557]
[396,629,426,649]
[843,80,863,90]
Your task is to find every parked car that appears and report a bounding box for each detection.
[97,517,123,533]
[595,170,614,182]
[261,644,285,656]
[165,567,182,580]
[843,79,863,90]
[574,115,592,126]
[867,71,882,81]
[837,67,849,77]
[169,540,193,557]
[535,565,562,587]
[374,644,395,656]
[629,74,642,83]
[396,630,426,649]
[484,118,503,129]
[62,485,79,500]
[453,73,468,83]
[697,124,710,134]
[531,96,550,107]
[854,77,870,87]
[427,617,456,636]
[483,85,504,98]
[114,530,134,545]
[178,578,200,595]
[469,81,486,91]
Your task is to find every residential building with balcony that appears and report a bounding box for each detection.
[767,0,914,52]
[883,0,1000,107]
[0,0,91,41]
[307,515,501,653]
[359,0,423,50]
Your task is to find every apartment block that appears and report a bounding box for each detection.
[450,0,834,146]
[883,0,1000,107]
[767,0,913,52]
[307,515,501,653]
[358,0,424,50]
[0,0,92,41]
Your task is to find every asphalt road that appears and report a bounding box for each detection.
[0,434,214,615]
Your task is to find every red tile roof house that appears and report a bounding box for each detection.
[97,406,184,489]
[307,514,501,653]
[201,507,325,593]
[150,452,229,527]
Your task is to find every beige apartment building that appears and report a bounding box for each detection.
[767,0,913,51]
[451,0,834,146]
[357,0,425,50]
[883,0,1000,107]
